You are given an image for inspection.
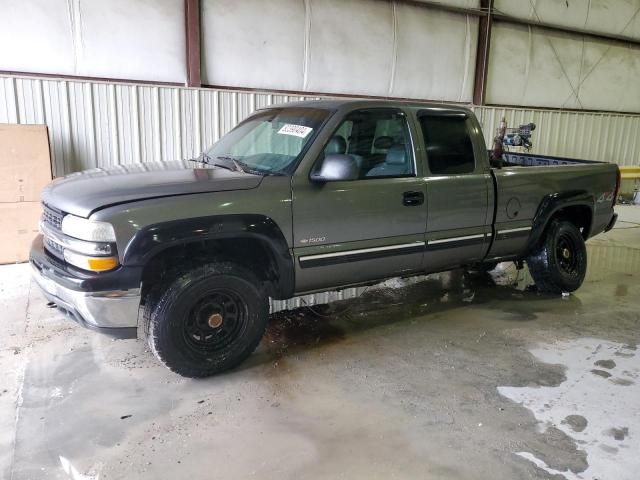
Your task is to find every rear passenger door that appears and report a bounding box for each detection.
[416,110,493,271]
[291,108,427,293]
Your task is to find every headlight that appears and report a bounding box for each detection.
[61,215,116,242]
[63,250,119,272]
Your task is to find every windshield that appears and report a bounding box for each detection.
[204,107,331,175]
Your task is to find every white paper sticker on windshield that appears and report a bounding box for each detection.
[278,124,313,138]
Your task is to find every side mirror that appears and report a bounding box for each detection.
[309,154,359,182]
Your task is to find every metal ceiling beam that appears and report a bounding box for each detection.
[493,13,640,48]
[402,0,487,17]
[0,70,182,87]
[473,0,493,105]
[185,0,201,87]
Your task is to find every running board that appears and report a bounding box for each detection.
[269,275,430,314]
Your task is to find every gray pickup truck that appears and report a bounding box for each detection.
[30,100,619,377]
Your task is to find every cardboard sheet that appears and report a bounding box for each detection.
[0,202,42,264]
[0,123,52,203]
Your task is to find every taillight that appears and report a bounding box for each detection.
[613,167,621,206]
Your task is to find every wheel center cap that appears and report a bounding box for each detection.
[208,313,224,329]
[562,248,571,259]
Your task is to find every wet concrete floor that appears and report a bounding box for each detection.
[1,205,639,480]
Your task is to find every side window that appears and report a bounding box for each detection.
[419,115,475,175]
[321,109,414,179]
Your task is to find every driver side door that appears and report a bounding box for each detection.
[291,108,427,293]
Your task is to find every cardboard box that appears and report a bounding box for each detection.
[0,202,42,264]
[0,123,53,203]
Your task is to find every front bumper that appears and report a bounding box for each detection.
[30,235,140,338]
[604,212,618,232]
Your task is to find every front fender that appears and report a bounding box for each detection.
[122,214,294,298]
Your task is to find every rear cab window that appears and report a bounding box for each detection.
[418,112,476,175]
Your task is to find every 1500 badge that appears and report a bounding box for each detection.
[299,237,326,244]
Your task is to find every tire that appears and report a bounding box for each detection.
[144,262,269,378]
[138,282,164,342]
[526,219,587,294]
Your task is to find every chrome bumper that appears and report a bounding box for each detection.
[31,264,140,337]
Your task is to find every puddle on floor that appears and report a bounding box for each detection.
[255,241,640,479]
[259,262,544,359]
[498,338,640,480]
[7,232,639,480]
[261,240,640,358]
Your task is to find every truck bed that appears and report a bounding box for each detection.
[486,151,618,261]
[499,151,606,167]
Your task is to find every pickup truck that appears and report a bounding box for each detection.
[30,100,620,377]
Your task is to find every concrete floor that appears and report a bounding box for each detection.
[1,206,639,480]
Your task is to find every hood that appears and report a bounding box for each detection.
[42,160,263,217]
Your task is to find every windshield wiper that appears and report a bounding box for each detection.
[214,156,246,173]
[214,155,275,176]
[189,153,285,176]
[187,153,238,173]
[234,161,286,176]
[186,152,214,165]
[223,157,288,176]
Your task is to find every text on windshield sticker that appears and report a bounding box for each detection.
[277,124,313,138]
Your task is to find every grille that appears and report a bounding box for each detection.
[42,205,64,231]
[44,236,65,260]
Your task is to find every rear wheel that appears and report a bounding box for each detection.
[526,220,587,294]
[143,262,269,377]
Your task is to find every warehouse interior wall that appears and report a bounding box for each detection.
[201,0,478,101]
[489,0,640,113]
[494,0,640,41]
[0,0,186,83]
[0,0,639,173]
[486,23,640,112]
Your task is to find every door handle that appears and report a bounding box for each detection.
[403,191,424,206]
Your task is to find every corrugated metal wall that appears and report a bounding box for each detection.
[473,106,640,166]
[1,74,639,176]
[0,75,322,176]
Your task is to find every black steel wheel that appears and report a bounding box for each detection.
[555,232,580,277]
[527,219,587,294]
[144,262,268,378]
[183,290,248,352]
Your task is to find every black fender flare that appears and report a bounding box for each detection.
[122,214,294,299]
[526,191,595,252]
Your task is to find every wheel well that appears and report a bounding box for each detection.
[140,238,281,300]
[552,205,592,239]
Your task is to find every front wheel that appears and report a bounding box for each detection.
[144,262,269,377]
[526,220,587,294]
